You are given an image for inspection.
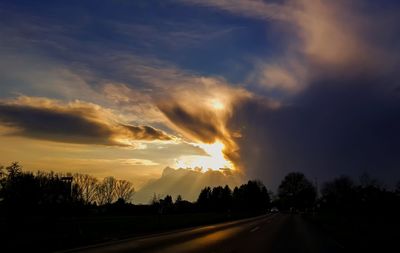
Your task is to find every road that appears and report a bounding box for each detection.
[63,214,344,253]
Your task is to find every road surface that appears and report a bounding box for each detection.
[63,214,344,253]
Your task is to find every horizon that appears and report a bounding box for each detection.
[1,161,395,204]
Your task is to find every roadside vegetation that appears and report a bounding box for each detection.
[1,162,399,252]
[0,162,270,252]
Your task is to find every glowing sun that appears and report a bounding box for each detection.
[175,140,234,171]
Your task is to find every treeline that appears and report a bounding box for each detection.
[0,162,272,216]
[0,162,134,215]
[197,181,270,212]
[275,171,400,215]
[148,181,271,215]
[319,174,400,215]
[73,174,134,205]
[1,162,400,216]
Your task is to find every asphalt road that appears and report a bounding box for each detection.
[63,214,344,253]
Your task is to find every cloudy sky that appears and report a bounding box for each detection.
[1,0,400,200]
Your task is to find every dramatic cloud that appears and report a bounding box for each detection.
[156,77,252,169]
[94,56,253,170]
[231,77,400,189]
[181,0,400,187]
[93,53,255,170]
[0,96,173,146]
[184,0,399,94]
[1,0,400,191]
[263,0,398,93]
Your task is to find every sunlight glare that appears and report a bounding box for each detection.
[175,141,234,171]
[210,99,225,110]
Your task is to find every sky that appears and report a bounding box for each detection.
[1,0,400,202]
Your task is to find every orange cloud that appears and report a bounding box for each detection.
[0,96,174,147]
[156,77,251,170]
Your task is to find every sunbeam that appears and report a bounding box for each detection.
[174,140,234,171]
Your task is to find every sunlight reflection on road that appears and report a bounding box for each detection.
[159,226,243,253]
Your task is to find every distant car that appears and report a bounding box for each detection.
[270,207,279,213]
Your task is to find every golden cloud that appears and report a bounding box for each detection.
[0,96,174,146]
[156,76,252,170]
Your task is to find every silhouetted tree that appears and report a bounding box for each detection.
[161,195,173,206]
[359,172,381,188]
[151,193,159,205]
[115,180,135,203]
[173,195,194,213]
[1,168,38,209]
[6,162,22,178]
[73,173,98,204]
[0,165,5,200]
[175,195,183,203]
[356,174,387,214]
[210,186,224,210]
[319,173,399,215]
[158,195,173,214]
[96,176,117,205]
[221,185,233,210]
[0,165,5,180]
[197,181,270,213]
[321,176,356,213]
[396,181,400,196]
[0,163,74,214]
[233,180,270,212]
[197,187,212,210]
[278,172,316,212]
[35,171,73,205]
[202,185,234,211]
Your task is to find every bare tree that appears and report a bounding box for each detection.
[115,179,135,203]
[151,193,160,205]
[73,174,98,204]
[97,176,117,205]
[0,165,5,180]
[95,183,106,205]
[6,162,22,178]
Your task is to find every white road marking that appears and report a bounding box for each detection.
[250,226,260,233]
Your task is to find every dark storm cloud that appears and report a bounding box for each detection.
[231,76,400,189]
[184,0,400,188]
[0,102,114,145]
[0,99,172,146]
